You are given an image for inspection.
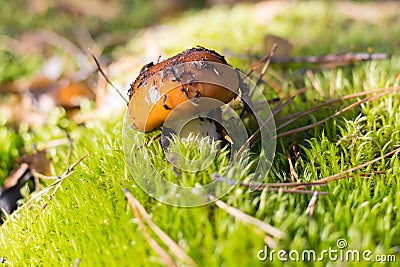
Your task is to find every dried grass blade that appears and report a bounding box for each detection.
[315,147,400,183]
[124,189,177,267]
[276,90,393,138]
[276,86,399,130]
[90,51,128,104]
[306,70,325,97]
[237,96,295,156]
[123,189,197,267]
[305,191,319,216]
[37,153,89,217]
[209,195,285,239]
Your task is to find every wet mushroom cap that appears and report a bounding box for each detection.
[128,47,239,132]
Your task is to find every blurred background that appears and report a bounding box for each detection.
[0,0,399,128]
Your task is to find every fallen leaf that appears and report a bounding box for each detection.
[17,150,50,176]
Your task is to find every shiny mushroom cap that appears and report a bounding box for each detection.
[128,47,239,132]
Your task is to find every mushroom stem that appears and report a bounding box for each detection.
[161,107,224,149]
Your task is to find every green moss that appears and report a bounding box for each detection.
[1,1,400,266]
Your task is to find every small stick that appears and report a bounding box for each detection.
[34,138,70,150]
[263,75,282,94]
[124,190,177,267]
[265,188,328,195]
[123,189,197,267]
[254,44,278,87]
[259,53,388,65]
[89,51,128,104]
[264,235,277,248]
[209,195,285,239]
[240,44,278,119]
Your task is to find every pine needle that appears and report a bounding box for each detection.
[209,195,285,239]
[305,191,319,216]
[124,189,177,267]
[276,89,396,138]
[237,96,295,156]
[124,189,197,267]
[315,147,400,183]
[276,86,399,131]
[89,50,128,104]
[36,153,89,217]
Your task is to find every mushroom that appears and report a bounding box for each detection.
[128,46,239,145]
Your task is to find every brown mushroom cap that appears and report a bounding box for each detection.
[128,47,239,132]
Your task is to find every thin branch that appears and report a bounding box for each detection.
[212,173,327,188]
[254,44,278,86]
[209,195,285,239]
[34,138,70,150]
[264,188,328,195]
[246,44,278,77]
[264,236,277,248]
[267,52,388,65]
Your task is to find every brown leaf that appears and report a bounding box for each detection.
[55,81,96,109]
[17,150,50,176]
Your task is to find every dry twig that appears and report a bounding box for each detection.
[275,86,399,130]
